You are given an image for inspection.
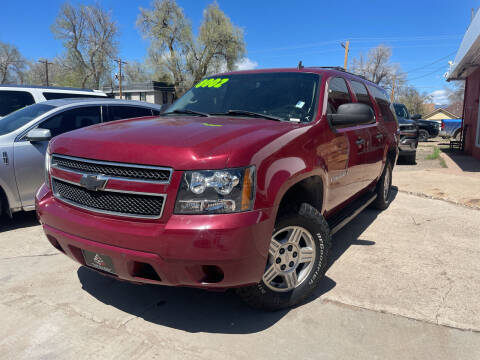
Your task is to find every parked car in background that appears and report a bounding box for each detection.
[414,118,440,141]
[0,85,107,119]
[440,118,462,139]
[37,67,399,310]
[394,103,419,164]
[0,98,161,217]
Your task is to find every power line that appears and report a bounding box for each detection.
[405,51,457,73]
[408,64,448,81]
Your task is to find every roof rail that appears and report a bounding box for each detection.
[0,84,98,92]
[309,66,368,81]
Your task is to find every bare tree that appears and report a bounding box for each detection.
[351,45,405,91]
[0,41,27,84]
[51,3,118,88]
[137,0,245,95]
[123,61,152,84]
[396,86,432,116]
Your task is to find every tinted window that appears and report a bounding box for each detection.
[393,104,409,119]
[108,106,153,121]
[367,85,396,122]
[0,104,55,135]
[167,72,320,122]
[151,109,160,116]
[0,90,35,116]
[350,81,373,107]
[39,106,101,137]
[43,92,105,100]
[327,77,351,114]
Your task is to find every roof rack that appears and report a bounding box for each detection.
[0,84,97,92]
[309,66,368,81]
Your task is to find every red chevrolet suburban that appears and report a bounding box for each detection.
[36,67,399,310]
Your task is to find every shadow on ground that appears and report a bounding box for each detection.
[440,148,480,172]
[77,189,397,334]
[0,211,38,233]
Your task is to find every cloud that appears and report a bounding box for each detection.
[429,89,449,105]
[236,57,259,71]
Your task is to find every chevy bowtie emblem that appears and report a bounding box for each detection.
[79,174,108,191]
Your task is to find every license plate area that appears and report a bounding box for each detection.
[82,249,117,275]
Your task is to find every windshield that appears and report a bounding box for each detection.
[394,104,409,119]
[167,72,321,122]
[0,104,55,136]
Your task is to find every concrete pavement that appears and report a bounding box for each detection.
[1,190,479,359]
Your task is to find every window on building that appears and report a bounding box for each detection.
[162,91,168,104]
[327,77,351,114]
[107,106,153,121]
[124,93,132,100]
[39,106,101,137]
[0,90,35,116]
[140,92,147,101]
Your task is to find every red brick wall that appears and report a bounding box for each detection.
[463,67,480,160]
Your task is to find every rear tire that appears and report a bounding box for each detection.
[236,203,331,311]
[372,162,393,210]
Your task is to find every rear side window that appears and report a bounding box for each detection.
[39,106,101,137]
[327,77,351,114]
[43,92,105,100]
[0,90,35,116]
[367,85,396,122]
[107,106,153,122]
[350,81,373,108]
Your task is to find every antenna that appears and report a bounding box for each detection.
[297,61,304,70]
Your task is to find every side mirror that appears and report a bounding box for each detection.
[25,128,52,142]
[411,114,421,120]
[328,103,375,127]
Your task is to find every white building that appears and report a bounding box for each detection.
[103,81,176,105]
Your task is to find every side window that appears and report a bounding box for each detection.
[43,92,105,100]
[0,90,35,116]
[107,106,153,122]
[350,81,373,108]
[367,85,395,122]
[327,77,351,114]
[39,106,101,137]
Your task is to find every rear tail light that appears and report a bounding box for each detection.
[441,121,445,130]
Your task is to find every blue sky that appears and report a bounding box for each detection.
[1,0,478,104]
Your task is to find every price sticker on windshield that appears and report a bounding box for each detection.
[195,78,230,88]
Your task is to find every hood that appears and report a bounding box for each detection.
[50,116,299,170]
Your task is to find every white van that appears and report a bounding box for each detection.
[0,85,107,118]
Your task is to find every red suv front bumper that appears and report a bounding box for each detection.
[36,184,275,289]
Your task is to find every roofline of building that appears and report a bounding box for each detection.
[447,10,480,80]
[424,107,459,119]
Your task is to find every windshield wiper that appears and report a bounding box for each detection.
[161,109,210,117]
[213,110,284,122]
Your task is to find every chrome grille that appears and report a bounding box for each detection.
[52,178,165,218]
[52,155,171,182]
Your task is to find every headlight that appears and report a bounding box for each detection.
[174,166,255,214]
[45,149,51,189]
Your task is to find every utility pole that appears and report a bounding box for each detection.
[341,40,350,70]
[390,74,396,103]
[114,59,127,99]
[38,59,53,86]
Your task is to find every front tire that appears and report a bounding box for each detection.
[236,203,331,311]
[418,129,429,142]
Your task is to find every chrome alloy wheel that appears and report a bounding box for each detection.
[383,165,392,200]
[263,226,316,292]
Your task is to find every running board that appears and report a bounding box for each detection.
[328,193,377,235]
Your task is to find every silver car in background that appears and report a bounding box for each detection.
[0,98,161,217]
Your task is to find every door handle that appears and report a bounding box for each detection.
[356,138,365,145]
